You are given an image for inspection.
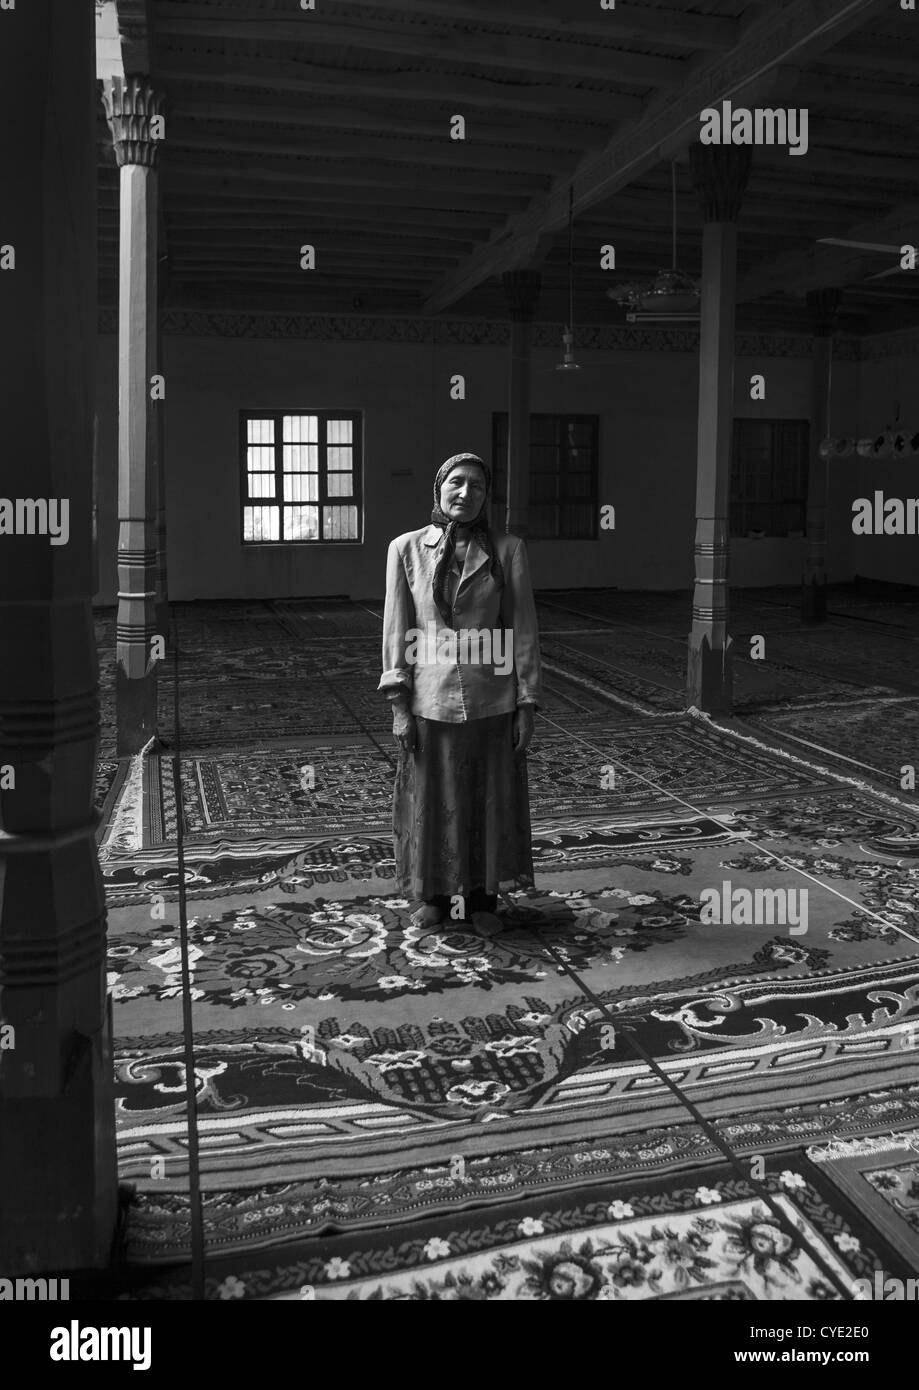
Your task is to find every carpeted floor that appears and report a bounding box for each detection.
[94,584,919,1295]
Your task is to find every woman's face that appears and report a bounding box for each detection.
[440,465,487,524]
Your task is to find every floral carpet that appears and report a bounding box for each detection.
[94,590,919,1295]
[116,1159,905,1300]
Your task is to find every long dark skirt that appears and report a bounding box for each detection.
[393,713,535,902]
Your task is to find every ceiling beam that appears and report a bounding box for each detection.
[157,173,530,212]
[151,153,548,198]
[164,129,575,175]
[172,97,603,152]
[156,11,686,87]
[804,74,919,115]
[739,197,919,300]
[322,0,738,50]
[422,0,890,314]
[157,61,644,121]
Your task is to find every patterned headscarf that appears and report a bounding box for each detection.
[430,452,504,628]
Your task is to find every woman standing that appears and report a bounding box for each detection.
[379,453,541,933]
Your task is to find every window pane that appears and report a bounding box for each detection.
[247,419,275,445]
[285,505,319,540]
[284,444,318,471]
[244,505,279,541]
[566,422,593,446]
[283,415,318,443]
[531,445,558,473]
[327,445,352,469]
[283,473,319,502]
[326,471,353,498]
[323,505,358,540]
[530,416,557,446]
[247,445,275,469]
[327,419,353,444]
[247,472,275,499]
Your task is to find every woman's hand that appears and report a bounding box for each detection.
[513,704,535,756]
[392,703,416,755]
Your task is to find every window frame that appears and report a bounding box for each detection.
[730,417,810,540]
[238,408,363,546]
[491,411,600,540]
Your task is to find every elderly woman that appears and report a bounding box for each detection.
[379,452,541,933]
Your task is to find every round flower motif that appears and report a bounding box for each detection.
[377,975,413,991]
[834,1232,861,1254]
[110,981,145,1000]
[445,1079,510,1108]
[515,1216,544,1237]
[609,1257,646,1288]
[308,909,345,924]
[216,1275,246,1300]
[324,1257,352,1280]
[749,1223,793,1259]
[695,1186,722,1205]
[423,1237,452,1261]
[778,1170,807,1191]
[601,888,633,900]
[532,1252,604,1300]
[628,894,657,906]
[607,1200,635,1220]
[108,945,138,958]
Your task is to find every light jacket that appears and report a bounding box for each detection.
[378,524,541,722]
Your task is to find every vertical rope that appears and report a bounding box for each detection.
[169,604,206,1299]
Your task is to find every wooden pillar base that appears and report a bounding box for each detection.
[0,1005,117,1273]
[687,633,734,714]
[801,572,828,625]
[116,666,157,754]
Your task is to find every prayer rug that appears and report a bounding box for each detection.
[745,699,919,791]
[102,716,837,858]
[808,1131,919,1271]
[115,1160,901,1300]
[118,1085,919,1262]
[109,845,919,1190]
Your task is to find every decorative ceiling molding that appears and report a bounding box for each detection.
[97,308,869,357]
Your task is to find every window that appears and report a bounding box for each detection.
[492,413,599,539]
[730,419,809,538]
[240,411,362,543]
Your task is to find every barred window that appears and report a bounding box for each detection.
[731,419,809,538]
[240,411,362,543]
[492,413,599,539]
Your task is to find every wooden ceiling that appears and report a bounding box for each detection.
[97,0,919,334]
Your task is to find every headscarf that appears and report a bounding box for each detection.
[430,452,504,628]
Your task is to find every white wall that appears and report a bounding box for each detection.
[93,328,869,604]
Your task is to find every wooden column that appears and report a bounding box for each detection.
[686,145,751,714]
[802,289,841,625]
[102,75,165,753]
[502,270,541,537]
[0,0,118,1272]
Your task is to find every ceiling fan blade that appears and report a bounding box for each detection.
[817,237,903,254]
[863,265,908,282]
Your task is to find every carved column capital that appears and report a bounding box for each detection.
[502,269,542,322]
[102,74,165,168]
[689,144,752,223]
[807,287,843,337]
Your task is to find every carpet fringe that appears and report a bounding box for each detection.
[100,736,154,858]
[687,706,919,815]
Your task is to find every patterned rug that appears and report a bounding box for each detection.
[116,1157,906,1299]
[108,786,919,1192]
[99,715,838,859]
[745,699,919,790]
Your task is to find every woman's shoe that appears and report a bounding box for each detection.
[470,910,502,938]
[410,902,446,929]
